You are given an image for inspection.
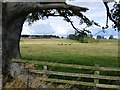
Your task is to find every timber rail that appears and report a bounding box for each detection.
[13,59,120,89]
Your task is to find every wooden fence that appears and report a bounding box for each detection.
[13,59,120,89]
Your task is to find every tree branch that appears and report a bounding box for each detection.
[63,16,87,34]
[103,1,117,25]
[41,11,83,33]
[35,3,89,12]
[4,2,89,24]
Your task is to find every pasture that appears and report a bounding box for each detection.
[20,38,118,68]
[19,38,119,88]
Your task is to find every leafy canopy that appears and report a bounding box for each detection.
[26,8,100,35]
[111,2,120,31]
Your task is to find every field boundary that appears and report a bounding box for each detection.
[13,59,120,89]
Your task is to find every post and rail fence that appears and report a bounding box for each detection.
[13,59,120,89]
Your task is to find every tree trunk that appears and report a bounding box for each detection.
[2,2,30,78]
[2,15,26,77]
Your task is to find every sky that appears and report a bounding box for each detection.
[21,0,119,39]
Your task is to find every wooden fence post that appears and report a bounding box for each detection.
[42,65,48,88]
[43,65,48,78]
[94,64,100,90]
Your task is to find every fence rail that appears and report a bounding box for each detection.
[30,70,120,81]
[13,59,120,89]
[13,59,120,72]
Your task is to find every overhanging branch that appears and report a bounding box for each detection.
[5,2,89,23]
[35,3,89,12]
[26,2,100,35]
[64,16,82,33]
[103,2,117,25]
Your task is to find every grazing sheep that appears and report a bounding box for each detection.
[61,43,63,45]
[58,43,72,45]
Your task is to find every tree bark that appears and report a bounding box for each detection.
[2,2,28,77]
[2,16,26,76]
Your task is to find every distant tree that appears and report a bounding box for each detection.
[101,36,104,39]
[79,35,87,43]
[67,34,74,39]
[88,34,93,38]
[97,35,102,39]
[21,35,30,38]
[56,36,60,38]
[67,34,78,40]
[68,33,96,43]
[109,35,114,39]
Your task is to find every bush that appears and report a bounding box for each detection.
[79,36,96,43]
[68,34,97,43]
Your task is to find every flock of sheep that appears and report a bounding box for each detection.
[58,43,72,45]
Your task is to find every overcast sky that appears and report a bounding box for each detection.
[22,0,118,38]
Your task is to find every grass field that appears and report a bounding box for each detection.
[20,38,118,68]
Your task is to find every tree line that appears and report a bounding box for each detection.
[67,34,116,43]
[96,35,116,40]
[21,35,60,39]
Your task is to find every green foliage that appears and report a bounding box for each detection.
[96,35,104,40]
[96,35,101,39]
[67,34,96,43]
[79,36,97,43]
[67,34,79,40]
[109,35,114,39]
[26,11,49,25]
[111,2,120,31]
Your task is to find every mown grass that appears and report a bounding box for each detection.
[20,38,118,68]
